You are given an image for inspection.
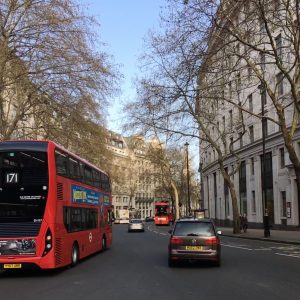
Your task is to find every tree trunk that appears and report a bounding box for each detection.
[228,181,241,234]
[222,170,241,234]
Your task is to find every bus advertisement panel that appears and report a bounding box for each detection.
[154,201,172,225]
[0,140,112,270]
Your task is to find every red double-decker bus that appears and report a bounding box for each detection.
[154,201,172,225]
[0,140,112,270]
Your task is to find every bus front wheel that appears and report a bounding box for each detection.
[102,236,107,251]
[71,243,79,267]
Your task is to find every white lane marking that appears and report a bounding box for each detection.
[275,253,300,259]
[221,243,255,251]
[147,225,169,236]
[221,243,271,251]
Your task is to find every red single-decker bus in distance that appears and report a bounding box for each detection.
[0,140,113,270]
[154,201,172,225]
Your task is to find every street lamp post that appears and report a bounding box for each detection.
[185,142,191,216]
[258,83,270,238]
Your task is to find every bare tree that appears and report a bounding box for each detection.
[0,0,118,147]
[125,0,245,232]
[145,140,182,220]
[189,0,300,224]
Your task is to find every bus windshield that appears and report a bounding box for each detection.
[156,206,168,216]
[0,151,48,222]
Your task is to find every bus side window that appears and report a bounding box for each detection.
[87,208,97,229]
[55,151,68,176]
[71,208,82,232]
[101,173,110,192]
[69,157,80,181]
[63,207,71,232]
[79,162,85,183]
[92,169,101,189]
[84,165,93,186]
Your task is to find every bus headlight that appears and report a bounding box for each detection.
[42,228,53,256]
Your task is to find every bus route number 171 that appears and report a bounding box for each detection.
[6,173,19,184]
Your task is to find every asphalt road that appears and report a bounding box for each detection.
[1,223,300,300]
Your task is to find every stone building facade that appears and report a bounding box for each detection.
[107,132,162,219]
[199,0,300,228]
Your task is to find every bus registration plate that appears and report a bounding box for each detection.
[185,246,202,251]
[4,264,22,269]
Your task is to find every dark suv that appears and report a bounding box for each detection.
[168,218,221,267]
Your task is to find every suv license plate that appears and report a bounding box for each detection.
[185,246,202,251]
[4,264,22,269]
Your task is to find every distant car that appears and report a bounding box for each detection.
[168,218,221,267]
[119,218,129,224]
[128,219,145,232]
[145,216,154,222]
[114,218,121,224]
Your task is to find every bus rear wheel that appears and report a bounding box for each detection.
[71,243,79,267]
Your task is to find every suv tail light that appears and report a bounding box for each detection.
[170,237,184,245]
[204,236,219,246]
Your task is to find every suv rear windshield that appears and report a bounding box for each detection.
[173,221,215,237]
[130,219,142,224]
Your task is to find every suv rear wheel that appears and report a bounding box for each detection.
[168,255,176,267]
[214,256,221,267]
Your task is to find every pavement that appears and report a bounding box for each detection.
[218,226,300,245]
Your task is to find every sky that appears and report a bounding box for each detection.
[82,0,167,133]
[82,0,199,170]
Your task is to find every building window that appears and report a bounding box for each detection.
[280,147,285,169]
[275,33,282,59]
[281,191,287,217]
[236,43,240,55]
[230,137,234,151]
[229,81,232,98]
[274,0,280,10]
[251,191,256,213]
[251,157,255,175]
[262,119,268,137]
[239,132,243,148]
[247,65,252,80]
[260,18,266,34]
[276,72,284,96]
[248,94,253,112]
[238,101,242,121]
[229,110,233,129]
[249,125,254,143]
